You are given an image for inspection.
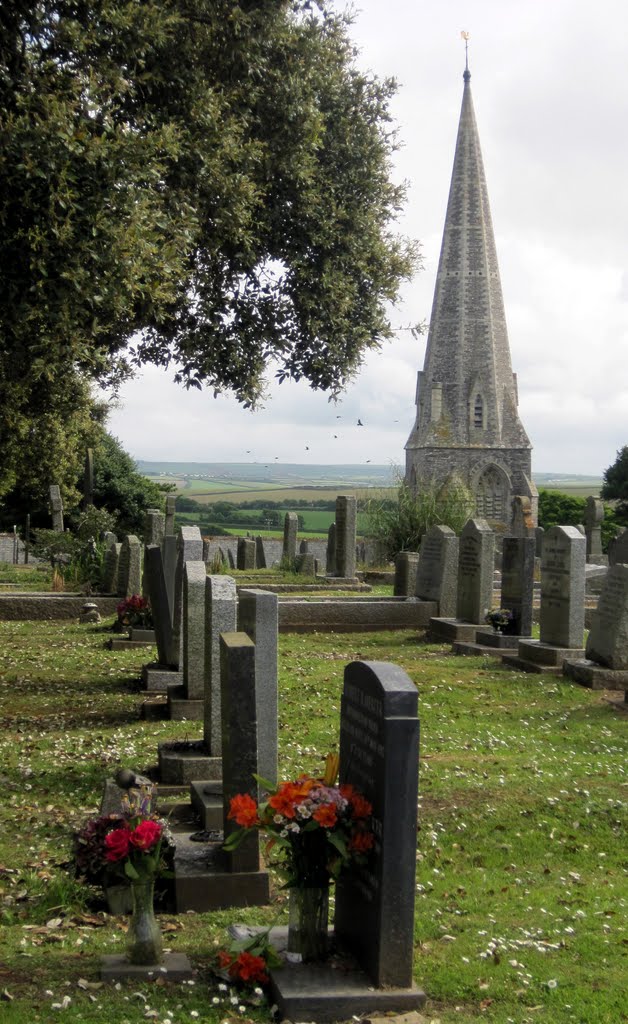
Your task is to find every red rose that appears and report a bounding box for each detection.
[104,827,131,862]
[129,819,162,852]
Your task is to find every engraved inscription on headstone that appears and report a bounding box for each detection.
[540,526,585,649]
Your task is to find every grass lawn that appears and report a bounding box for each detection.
[0,618,625,1024]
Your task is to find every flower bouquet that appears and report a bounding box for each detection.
[485,607,515,634]
[224,754,374,961]
[115,595,153,631]
[75,786,170,964]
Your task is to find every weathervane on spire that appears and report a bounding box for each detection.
[461,31,470,80]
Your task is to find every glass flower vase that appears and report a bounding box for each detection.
[126,880,163,965]
[287,884,329,962]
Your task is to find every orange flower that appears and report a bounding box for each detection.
[312,803,338,828]
[349,793,372,820]
[228,793,259,827]
[349,830,375,853]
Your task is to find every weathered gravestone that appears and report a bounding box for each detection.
[584,497,606,564]
[173,634,270,912]
[511,495,534,536]
[237,537,256,570]
[118,535,141,597]
[162,558,207,720]
[472,536,535,651]
[238,589,278,788]
[415,525,458,617]
[266,660,425,1020]
[295,552,316,576]
[456,519,494,623]
[172,527,203,666]
[608,528,628,566]
[204,575,238,757]
[143,545,177,670]
[564,563,628,691]
[255,536,267,569]
[162,534,178,615]
[164,494,176,536]
[326,522,336,575]
[103,543,122,594]
[144,508,165,547]
[189,585,277,826]
[503,525,586,673]
[335,495,357,579]
[282,512,298,563]
[394,551,419,597]
[49,485,64,532]
[227,547,236,569]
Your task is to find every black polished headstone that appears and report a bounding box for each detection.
[335,660,419,989]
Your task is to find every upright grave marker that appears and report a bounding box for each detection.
[282,512,298,563]
[118,535,141,597]
[237,537,256,570]
[165,495,176,536]
[564,564,628,692]
[415,525,458,617]
[540,525,586,649]
[335,495,357,578]
[220,633,262,875]
[204,575,238,756]
[49,485,64,532]
[394,552,419,597]
[503,525,586,674]
[103,543,122,594]
[326,523,336,575]
[172,526,203,667]
[144,545,177,667]
[255,536,267,569]
[238,589,278,787]
[456,518,494,624]
[500,535,535,637]
[181,561,207,701]
[584,497,606,564]
[335,660,422,988]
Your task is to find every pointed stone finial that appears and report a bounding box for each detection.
[461,30,470,81]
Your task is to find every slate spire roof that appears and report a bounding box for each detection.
[406,66,531,453]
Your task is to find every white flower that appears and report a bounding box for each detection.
[546,979,558,989]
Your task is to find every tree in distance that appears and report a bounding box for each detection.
[601,446,628,509]
[0,0,419,508]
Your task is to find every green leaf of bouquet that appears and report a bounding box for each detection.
[328,832,348,858]
[253,773,277,792]
[124,861,140,880]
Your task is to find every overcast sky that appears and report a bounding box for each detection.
[108,0,628,476]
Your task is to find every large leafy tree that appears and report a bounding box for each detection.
[0,1,418,505]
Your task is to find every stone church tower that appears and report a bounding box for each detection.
[405,66,536,527]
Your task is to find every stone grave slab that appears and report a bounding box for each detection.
[415,525,458,617]
[101,952,194,983]
[564,564,628,691]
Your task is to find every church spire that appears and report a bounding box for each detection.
[405,64,535,527]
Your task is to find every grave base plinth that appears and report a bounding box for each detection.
[100,952,193,982]
[166,685,204,721]
[108,637,156,651]
[189,780,223,830]
[503,640,585,675]
[428,617,482,643]
[141,662,181,692]
[453,632,531,658]
[158,741,221,785]
[174,835,269,912]
[232,926,425,1023]
[563,659,628,691]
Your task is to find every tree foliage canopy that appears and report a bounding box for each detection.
[1,0,418,426]
[601,446,628,505]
